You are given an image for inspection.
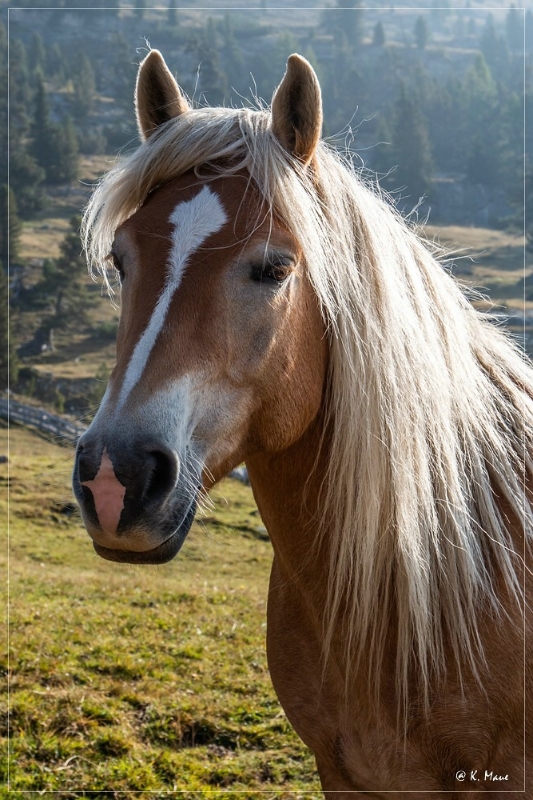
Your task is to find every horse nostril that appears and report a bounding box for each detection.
[142,448,179,506]
[76,442,96,483]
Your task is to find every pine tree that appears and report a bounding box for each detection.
[72,53,96,119]
[49,116,79,185]
[30,74,79,185]
[372,115,394,180]
[466,134,500,187]
[134,0,146,18]
[323,1,364,47]
[0,186,22,268]
[526,167,533,254]
[527,11,533,55]
[0,23,7,190]
[414,15,429,50]
[112,33,138,112]
[34,216,96,338]
[193,25,228,105]
[0,263,19,388]
[9,146,46,217]
[9,38,32,137]
[461,53,497,140]
[479,14,509,73]
[46,42,66,83]
[391,86,433,202]
[373,21,385,47]
[221,14,244,91]
[28,33,46,72]
[29,71,56,176]
[505,4,523,52]
[167,5,178,27]
[273,30,300,80]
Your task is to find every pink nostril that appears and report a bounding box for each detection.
[81,448,126,535]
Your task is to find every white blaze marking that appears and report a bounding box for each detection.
[117,186,227,409]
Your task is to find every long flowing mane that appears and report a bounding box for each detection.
[83,102,533,709]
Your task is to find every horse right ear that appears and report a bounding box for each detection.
[135,50,189,141]
[271,54,323,165]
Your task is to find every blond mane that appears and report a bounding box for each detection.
[83,104,533,710]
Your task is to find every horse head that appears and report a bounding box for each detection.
[73,52,327,564]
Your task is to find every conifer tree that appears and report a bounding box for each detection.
[323,0,364,47]
[0,186,22,268]
[373,21,385,47]
[34,216,95,339]
[9,38,32,138]
[414,15,429,49]
[72,53,96,120]
[49,116,79,185]
[0,24,7,189]
[221,14,244,90]
[193,25,228,105]
[134,0,146,18]
[46,42,66,83]
[372,115,394,180]
[30,74,79,185]
[0,263,18,388]
[29,33,46,72]
[29,71,56,175]
[479,14,509,73]
[506,4,523,52]
[526,167,533,253]
[527,11,533,54]
[167,5,178,27]
[9,146,46,217]
[391,86,433,201]
[461,53,497,142]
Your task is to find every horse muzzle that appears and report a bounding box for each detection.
[73,435,198,563]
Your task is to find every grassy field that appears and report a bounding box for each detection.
[1,424,321,798]
[422,224,529,310]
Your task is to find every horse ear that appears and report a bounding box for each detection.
[135,50,189,141]
[271,54,323,165]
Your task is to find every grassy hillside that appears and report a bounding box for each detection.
[1,425,321,797]
[422,224,528,309]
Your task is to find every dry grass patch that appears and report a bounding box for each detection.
[422,224,529,310]
[20,217,72,262]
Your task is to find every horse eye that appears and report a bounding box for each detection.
[250,260,293,284]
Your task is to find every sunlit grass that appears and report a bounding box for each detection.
[422,224,530,310]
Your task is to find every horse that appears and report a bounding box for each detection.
[73,50,533,796]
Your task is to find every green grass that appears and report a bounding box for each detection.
[2,427,321,797]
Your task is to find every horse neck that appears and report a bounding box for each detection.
[245,410,331,598]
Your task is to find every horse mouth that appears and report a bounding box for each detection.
[92,501,197,564]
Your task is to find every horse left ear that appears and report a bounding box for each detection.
[135,50,189,141]
[271,54,323,165]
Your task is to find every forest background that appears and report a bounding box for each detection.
[1,0,532,408]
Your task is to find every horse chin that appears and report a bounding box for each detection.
[92,502,197,564]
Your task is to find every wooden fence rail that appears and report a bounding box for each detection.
[0,398,86,446]
[0,398,249,482]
